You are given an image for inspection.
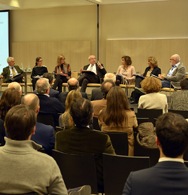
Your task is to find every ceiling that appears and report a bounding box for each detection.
[0,0,168,10]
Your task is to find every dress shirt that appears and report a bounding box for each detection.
[87,64,97,75]
[9,66,18,77]
[159,156,184,163]
[167,62,180,77]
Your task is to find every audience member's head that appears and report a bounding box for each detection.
[104,73,116,83]
[101,80,115,99]
[36,78,50,95]
[122,56,132,66]
[148,56,158,67]
[67,78,79,91]
[104,86,130,126]
[21,93,40,115]
[65,90,82,111]
[141,77,161,93]
[156,112,188,158]
[43,73,54,85]
[0,88,21,120]
[8,82,22,95]
[5,105,36,141]
[70,98,93,128]
[180,78,188,90]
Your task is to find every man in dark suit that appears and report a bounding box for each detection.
[21,93,55,155]
[90,73,116,101]
[36,78,65,126]
[158,54,186,88]
[1,57,24,83]
[123,112,188,195]
[55,97,115,192]
[58,77,88,107]
[78,55,107,92]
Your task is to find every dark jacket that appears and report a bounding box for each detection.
[143,66,161,77]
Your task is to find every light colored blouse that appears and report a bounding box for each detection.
[98,110,138,156]
[138,92,168,113]
[116,65,136,84]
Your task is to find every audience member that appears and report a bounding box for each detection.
[168,78,188,110]
[1,57,24,83]
[116,56,136,85]
[21,93,55,154]
[138,77,168,113]
[0,88,21,146]
[78,55,107,92]
[43,72,59,97]
[31,57,48,91]
[55,98,115,192]
[91,80,115,118]
[52,54,71,92]
[36,78,65,126]
[158,54,186,88]
[58,77,88,107]
[98,86,138,156]
[0,105,67,194]
[59,90,82,129]
[8,81,22,95]
[90,73,116,101]
[123,112,188,195]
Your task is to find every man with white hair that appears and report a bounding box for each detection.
[1,57,24,83]
[8,81,22,95]
[158,54,186,88]
[91,73,116,101]
[78,55,107,92]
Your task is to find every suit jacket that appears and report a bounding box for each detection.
[58,91,88,108]
[31,122,55,154]
[49,88,60,98]
[165,63,186,82]
[2,65,24,83]
[55,126,115,191]
[123,161,188,195]
[83,64,107,80]
[90,88,103,101]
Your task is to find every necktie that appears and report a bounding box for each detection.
[12,67,16,77]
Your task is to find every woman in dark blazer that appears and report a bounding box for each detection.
[31,57,48,91]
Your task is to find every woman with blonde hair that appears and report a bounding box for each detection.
[98,86,138,156]
[52,54,71,92]
[59,90,82,129]
[138,77,168,113]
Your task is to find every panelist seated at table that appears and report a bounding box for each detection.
[78,55,107,92]
[1,57,24,83]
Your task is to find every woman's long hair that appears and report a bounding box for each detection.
[103,86,130,127]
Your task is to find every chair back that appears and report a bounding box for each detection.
[92,117,101,130]
[136,108,163,124]
[103,153,150,195]
[168,109,188,119]
[104,132,128,155]
[52,150,98,194]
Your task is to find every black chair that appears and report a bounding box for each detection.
[103,153,150,195]
[134,132,159,167]
[184,161,188,167]
[92,117,101,130]
[104,132,128,155]
[137,117,151,125]
[37,112,55,127]
[168,109,188,119]
[136,108,163,125]
[52,150,98,194]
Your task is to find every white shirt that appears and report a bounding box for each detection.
[87,64,97,75]
[159,157,184,163]
[9,66,18,78]
[167,62,180,77]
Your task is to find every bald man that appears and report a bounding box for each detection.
[58,77,88,108]
[158,54,186,88]
[78,55,107,92]
[21,93,55,154]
